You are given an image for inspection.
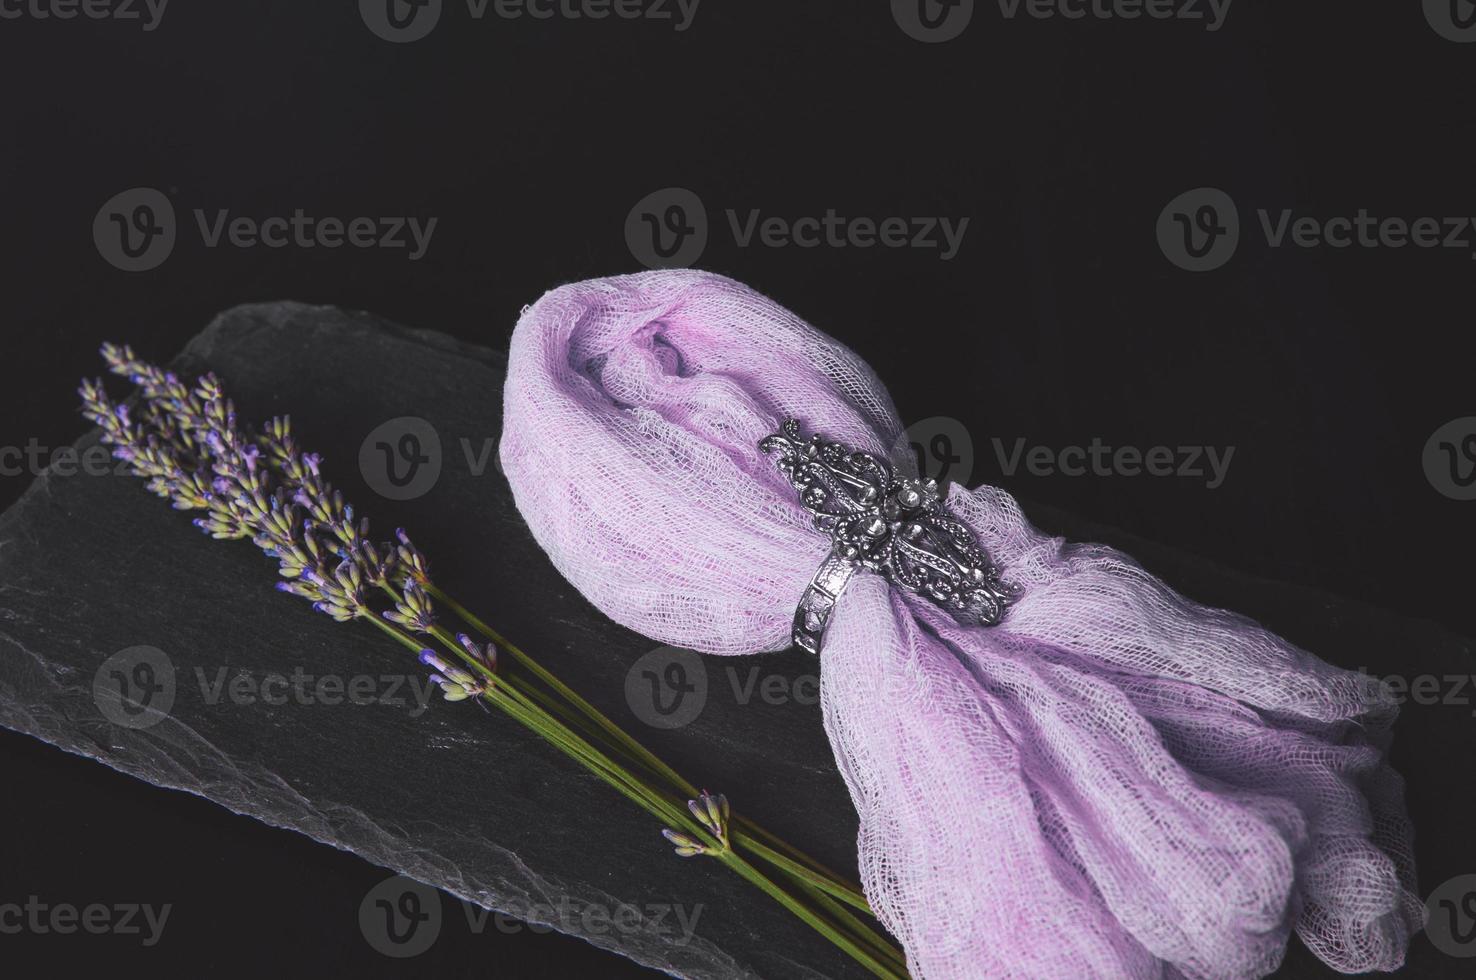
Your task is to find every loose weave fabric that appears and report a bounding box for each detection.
[499,270,1421,979]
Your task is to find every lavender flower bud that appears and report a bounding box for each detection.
[394,528,431,585]
[456,632,497,671]
[383,580,435,633]
[687,791,731,848]
[660,829,707,858]
[419,650,483,701]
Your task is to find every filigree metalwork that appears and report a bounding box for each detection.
[761,419,1011,652]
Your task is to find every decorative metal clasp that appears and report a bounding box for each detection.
[761,419,1011,653]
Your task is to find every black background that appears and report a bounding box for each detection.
[0,2,1472,977]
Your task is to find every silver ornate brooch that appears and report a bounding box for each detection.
[760,419,1012,654]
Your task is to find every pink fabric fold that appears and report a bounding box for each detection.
[499,269,1421,979]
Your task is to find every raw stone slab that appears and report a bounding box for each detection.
[0,302,1469,979]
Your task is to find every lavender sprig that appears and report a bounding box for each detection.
[88,358,416,629]
[81,360,450,679]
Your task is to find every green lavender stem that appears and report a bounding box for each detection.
[370,614,906,979]
[409,616,903,973]
[427,584,875,915]
[716,852,901,980]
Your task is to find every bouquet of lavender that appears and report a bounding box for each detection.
[79,344,908,980]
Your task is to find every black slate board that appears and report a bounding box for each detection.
[0,302,1469,979]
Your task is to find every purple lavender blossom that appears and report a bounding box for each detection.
[418,648,483,702]
[383,580,435,633]
[83,345,488,707]
[81,346,438,638]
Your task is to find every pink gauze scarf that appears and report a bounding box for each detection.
[498,269,1421,979]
